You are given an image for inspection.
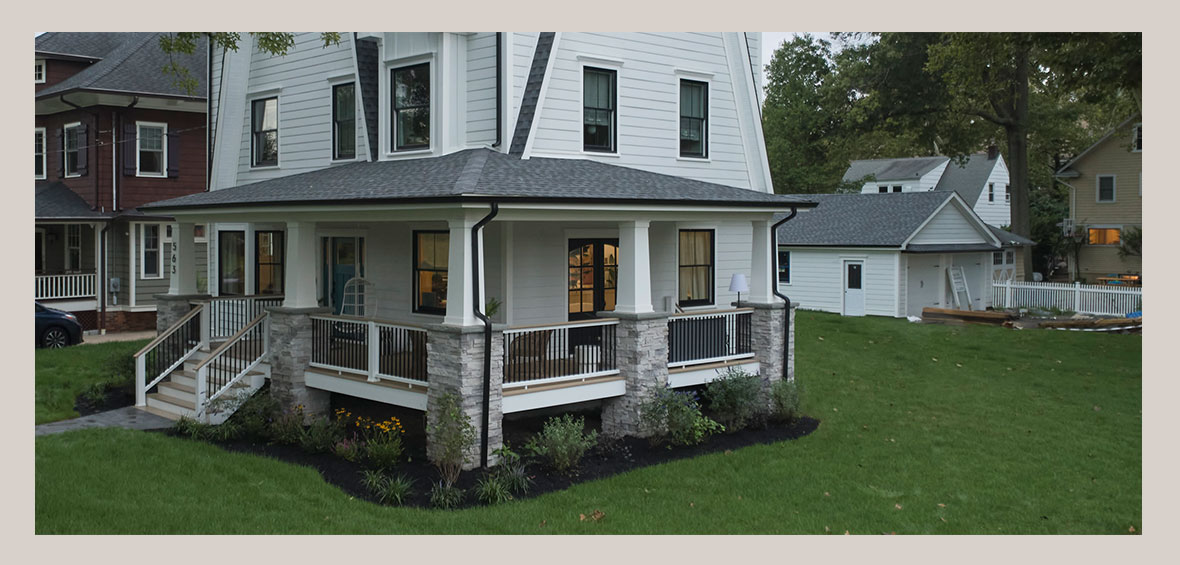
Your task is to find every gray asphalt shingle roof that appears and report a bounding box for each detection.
[842,156,949,184]
[36,32,207,100]
[36,182,111,220]
[143,148,815,211]
[36,32,128,60]
[933,153,999,205]
[986,224,1035,247]
[775,191,953,247]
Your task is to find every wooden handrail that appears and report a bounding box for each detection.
[669,307,754,318]
[134,305,204,358]
[194,294,285,304]
[194,311,268,371]
[309,313,430,331]
[506,317,619,332]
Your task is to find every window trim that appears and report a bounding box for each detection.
[1005,183,1010,203]
[677,78,709,160]
[389,61,432,153]
[250,96,280,169]
[63,122,82,178]
[581,64,619,155]
[65,224,82,272]
[1096,174,1117,203]
[331,81,358,162]
[677,228,715,308]
[777,247,791,285]
[35,127,46,180]
[878,186,888,194]
[892,185,902,193]
[1086,225,1122,246]
[1132,123,1142,152]
[135,121,168,178]
[140,224,163,280]
[412,230,449,316]
[993,251,1004,266]
[988,182,995,202]
[35,59,45,84]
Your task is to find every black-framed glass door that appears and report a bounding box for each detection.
[218,231,246,296]
[567,239,619,321]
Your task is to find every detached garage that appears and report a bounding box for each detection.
[775,192,1026,318]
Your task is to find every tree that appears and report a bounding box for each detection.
[158,32,341,95]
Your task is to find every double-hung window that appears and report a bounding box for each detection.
[142,224,162,279]
[1005,184,1010,203]
[251,97,279,167]
[678,229,714,307]
[391,63,430,151]
[1087,227,1121,246]
[988,183,995,202]
[679,79,707,158]
[1097,175,1116,202]
[993,252,1004,266]
[413,231,448,314]
[35,60,45,84]
[583,67,616,153]
[255,231,285,295]
[35,128,46,179]
[63,123,82,177]
[136,122,167,177]
[65,225,81,271]
[333,82,356,160]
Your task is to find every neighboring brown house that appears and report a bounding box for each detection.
[35,32,209,336]
[1055,113,1143,282]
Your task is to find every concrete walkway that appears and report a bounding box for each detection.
[35,406,175,437]
[82,330,155,345]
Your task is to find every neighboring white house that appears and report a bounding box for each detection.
[138,32,812,467]
[775,191,1030,318]
[845,149,1012,228]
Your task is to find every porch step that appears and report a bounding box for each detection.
[157,381,195,403]
[170,368,266,389]
[141,404,182,422]
[146,392,197,419]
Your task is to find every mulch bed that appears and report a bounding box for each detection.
[74,382,136,417]
[160,394,819,510]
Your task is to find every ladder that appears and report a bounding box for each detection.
[946,266,973,311]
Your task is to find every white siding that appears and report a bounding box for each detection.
[466,32,499,147]
[905,253,942,316]
[917,161,949,191]
[778,248,900,317]
[744,32,761,98]
[526,32,758,189]
[973,157,1011,227]
[908,203,992,245]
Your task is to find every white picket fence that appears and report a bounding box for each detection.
[992,280,1141,316]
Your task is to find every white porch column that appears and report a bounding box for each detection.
[168,222,198,295]
[284,221,319,308]
[444,217,479,326]
[615,220,654,315]
[748,220,775,304]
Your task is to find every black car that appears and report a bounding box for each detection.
[35,303,84,348]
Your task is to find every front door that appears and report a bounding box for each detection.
[321,236,365,314]
[843,260,865,317]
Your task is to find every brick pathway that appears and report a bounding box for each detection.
[35,406,174,437]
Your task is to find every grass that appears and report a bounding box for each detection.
[34,313,1141,534]
[34,339,149,425]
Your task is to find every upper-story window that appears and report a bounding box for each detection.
[35,60,45,84]
[251,97,279,167]
[136,122,167,177]
[391,63,430,151]
[892,185,901,193]
[988,183,995,202]
[1097,175,1116,203]
[333,83,356,160]
[35,128,46,180]
[1005,184,1010,203]
[878,186,888,193]
[679,79,707,158]
[583,67,617,153]
[1132,123,1142,152]
[63,122,84,177]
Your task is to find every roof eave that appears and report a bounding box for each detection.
[35,86,206,102]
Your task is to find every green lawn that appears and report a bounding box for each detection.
[34,313,1141,534]
[34,339,149,425]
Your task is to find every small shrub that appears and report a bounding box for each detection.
[209,419,243,442]
[333,436,364,462]
[492,444,533,495]
[524,414,598,473]
[705,367,765,431]
[474,473,513,505]
[102,348,136,385]
[771,378,802,422]
[429,482,465,510]
[268,406,306,445]
[300,416,344,454]
[360,470,415,506]
[640,387,724,446]
[172,416,213,440]
[427,392,477,487]
[365,432,405,471]
[231,390,281,438]
[80,381,110,405]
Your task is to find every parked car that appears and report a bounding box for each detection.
[35,303,83,348]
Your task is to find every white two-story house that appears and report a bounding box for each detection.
[136,32,813,467]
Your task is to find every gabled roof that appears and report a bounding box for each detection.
[35,32,128,60]
[1055,112,1142,177]
[933,152,1000,205]
[775,192,953,247]
[986,224,1036,247]
[36,182,111,221]
[842,156,949,183]
[142,148,816,212]
[36,32,207,101]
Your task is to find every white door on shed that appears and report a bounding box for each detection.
[842,260,865,316]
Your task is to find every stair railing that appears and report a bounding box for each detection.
[134,304,209,407]
[192,311,271,418]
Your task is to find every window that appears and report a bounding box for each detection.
[332,83,357,160]
[414,231,448,314]
[35,128,45,179]
[678,229,714,307]
[1097,175,1116,202]
[778,248,791,284]
[893,185,902,193]
[141,224,162,279]
[255,231,285,295]
[136,122,167,177]
[1005,250,1015,264]
[65,225,81,271]
[251,97,278,167]
[1133,123,1142,152]
[583,67,616,152]
[988,183,995,202]
[63,123,82,177]
[1005,184,1010,203]
[993,252,1004,266]
[1087,227,1121,246]
[679,79,707,158]
[878,186,888,193]
[219,231,246,295]
[35,60,45,84]
[391,63,430,151]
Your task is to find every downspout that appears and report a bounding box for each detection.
[770,208,798,380]
[471,202,499,468]
[492,32,503,149]
[99,224,109,332]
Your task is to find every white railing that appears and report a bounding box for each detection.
[309,314,429,387]
[202,295,284,340]
[992,280,1142,316]
[667,308,755,369]
[134,304,208,407]
[503,318,619,389]
[194,312,270,417]
[35,273,96,300]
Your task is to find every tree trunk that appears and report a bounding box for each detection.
[1006,42,1035,280]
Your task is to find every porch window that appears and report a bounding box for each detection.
[678,229,714,307]
[413,231,448,315]
[1087,227,1120,246]
[1097,175,1116,202]
[251,97,279,167]
[141,224,162,279]
[136,122,167,177]
[679,79,707,158]
[583,67,616,153]
[66,225,81,272]
[392,63,430,151]
[255,231,285,295]
[333,82,356,160]
[63,123,83,177]
[219,231,246,295]
[778,248,791,284]
[35,128,46,179]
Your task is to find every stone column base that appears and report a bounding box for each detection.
[426,325,503,470]
[738,300,796,411]
[267,306,331,422]
[601,312,669,439]
[154,293,210,334]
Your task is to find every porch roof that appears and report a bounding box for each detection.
[141,148,816,212]
[35,182,111,221]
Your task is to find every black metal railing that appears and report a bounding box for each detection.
[136,306,203,393]
[667,309,753,367]
[503,319,618,385]
[310,316,369,374]
[197,313,267,406]
[377,323,428,382]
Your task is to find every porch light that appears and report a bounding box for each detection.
[729,273,749,305]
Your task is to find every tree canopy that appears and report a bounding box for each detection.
[159,32,341,95]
